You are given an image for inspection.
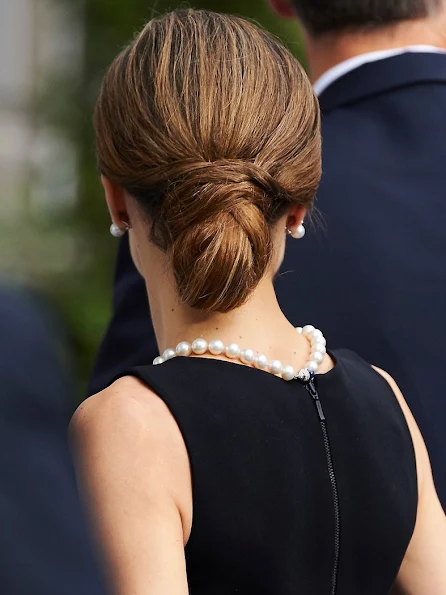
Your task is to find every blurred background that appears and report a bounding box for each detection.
[0,0,303,395]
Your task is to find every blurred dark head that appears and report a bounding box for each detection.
[270,0,444,36]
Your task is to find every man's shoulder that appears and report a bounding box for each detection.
[320,77,446,169]
[319,51,446,116]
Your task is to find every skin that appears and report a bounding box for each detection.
[70,182,446,594]
[268,0,446,82]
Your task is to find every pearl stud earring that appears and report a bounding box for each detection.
[286,221,306,240]
[110,221,130,238]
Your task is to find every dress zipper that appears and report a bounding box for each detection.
[306,379,340,595]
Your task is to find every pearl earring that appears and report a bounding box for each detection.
[110,221,130,238]
[287,222,306,240]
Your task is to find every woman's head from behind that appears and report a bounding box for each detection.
[95,9,321,314]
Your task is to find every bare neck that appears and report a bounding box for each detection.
[305,11,446,83]
[145,270,311,368]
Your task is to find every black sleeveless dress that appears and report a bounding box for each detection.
[120,349,417,595]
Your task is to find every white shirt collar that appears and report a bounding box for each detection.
[313,45,446,97]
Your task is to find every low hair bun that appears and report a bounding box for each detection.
[161,160,284,313]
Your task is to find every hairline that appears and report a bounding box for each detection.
[292,0,444,37]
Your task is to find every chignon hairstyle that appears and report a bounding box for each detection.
[94,9,321,313]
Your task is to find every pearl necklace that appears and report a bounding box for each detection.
[153,325,327,382]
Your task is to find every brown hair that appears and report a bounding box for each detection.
[95,9,321,313]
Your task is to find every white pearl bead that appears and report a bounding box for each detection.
[292,224,306,239]
[209,339,225,355]
[176,341,192,357]
[269,360,283,375]
[296,327,303,334]
[302,325,315,336]
[110,222,125,237]
[282,365,296,381]
[192,339,208,355]
[311,335,326,347]
[310,329,323,340]
[314,343,326,355]
[241,349,255,364]
[225,343,240,359]
[153,356,164,365]
[306,360,319,373]
[312,351,324,364]
[163,348,176,360]
[255,354,269,369]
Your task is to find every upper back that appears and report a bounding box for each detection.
[124,349,417,595]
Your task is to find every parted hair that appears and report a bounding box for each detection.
[95,9,321,313]
[292,0,443,35]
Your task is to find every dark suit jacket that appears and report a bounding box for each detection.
[88,52,446,508]
[0,285,108,595]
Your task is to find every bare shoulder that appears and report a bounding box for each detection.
[71,376,192,535]
[70,375,191,497]
[71,375,176,443]
[372,366,415,423]
[372,366,428,492]
[373,375,446,592]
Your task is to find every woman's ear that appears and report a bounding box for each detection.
[101,175,129,225]
[286,204,307,233]
[267,0,296,18]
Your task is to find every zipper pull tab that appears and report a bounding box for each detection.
[306,379,326,422]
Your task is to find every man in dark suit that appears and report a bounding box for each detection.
[0,284,108,595]
[88,0,446,508]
